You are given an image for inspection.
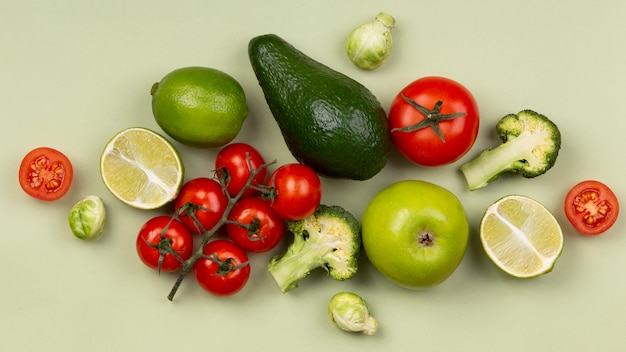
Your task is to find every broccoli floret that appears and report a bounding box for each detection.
[268,204,361,293]
[460,109,561,190]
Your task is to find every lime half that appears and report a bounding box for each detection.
[100,127,184,210]
[480,195,563,278]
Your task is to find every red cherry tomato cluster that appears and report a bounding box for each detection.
[134,142,322,298]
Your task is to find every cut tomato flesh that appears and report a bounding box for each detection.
[19,147,73,201]
[574,189,610,226]
[564,180,619,236]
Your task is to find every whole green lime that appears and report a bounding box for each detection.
[151,66,248,148]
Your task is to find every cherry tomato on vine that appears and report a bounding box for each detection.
[388,76,479,167]
[564,180,619,236]
[174,177,228,234]
[136,216,194,272]
[18,147,74,201]
[267,163,321,221]
[193,239,250,296]
[215,142,268,198]
[227,196,285,253]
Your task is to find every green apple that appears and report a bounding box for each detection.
[362,180,469,289]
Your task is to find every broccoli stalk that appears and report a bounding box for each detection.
[268,204,361,293]
[460,109,561,190]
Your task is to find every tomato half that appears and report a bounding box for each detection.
[18,147,74,201]
[564,180,619,236]
[267,163,321,221]
[193,239,250,296]
[227,196,285,253]
[388,76,479,167]
[174,177,228,234]
[215,142,268,198]
[136,216,194,272]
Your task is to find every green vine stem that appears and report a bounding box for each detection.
[391,94,466,142]
[166,157,276,301]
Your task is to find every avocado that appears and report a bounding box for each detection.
[248,34,390,180]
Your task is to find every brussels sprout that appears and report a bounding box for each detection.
[68,195,106,240]
[328,292,378,335]
[345,12,395,70]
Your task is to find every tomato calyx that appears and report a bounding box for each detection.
[144,234,185,274]
[215,165,232,188]
[391,95,466,142]
[201,252,250,276]
[216,165,265,196]
[176,202,212,234]
[260,177,278,202]
[243,217,264,242]
[226,216,265,242]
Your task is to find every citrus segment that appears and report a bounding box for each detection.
[100,127,184,210]
[480,195,563,278]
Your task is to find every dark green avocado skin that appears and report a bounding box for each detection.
[248,34,390,180]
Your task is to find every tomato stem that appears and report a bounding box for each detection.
[391,95,466,142]
[201,252,250,276]
[166,158,276,301]
[151,218,190,274]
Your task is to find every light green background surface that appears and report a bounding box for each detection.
[2,1,625,351]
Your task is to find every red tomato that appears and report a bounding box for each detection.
[267,163,321,221]
[227,196,285,253]
[136,216,194,272]
[193,239,250,296]
[18,147,74,201]
[388,76,479,166]
[215,143,268,198]
[174,177,228,234]
[564,180,619,236]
